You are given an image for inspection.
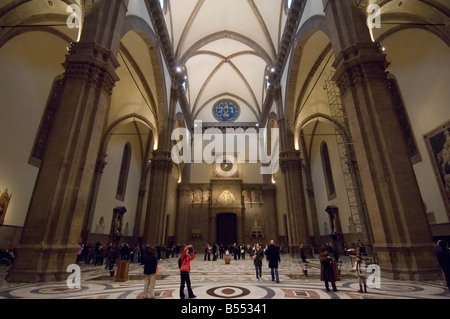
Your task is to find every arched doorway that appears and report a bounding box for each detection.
[216,213,237,245]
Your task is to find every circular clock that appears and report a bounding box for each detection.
[220,160,233,172]
[215,155,239,177]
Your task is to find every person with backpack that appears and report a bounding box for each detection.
[179,244,196,299]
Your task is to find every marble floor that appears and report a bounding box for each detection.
[0,254,449,300]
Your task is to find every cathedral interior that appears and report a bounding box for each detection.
[0,0,449,288]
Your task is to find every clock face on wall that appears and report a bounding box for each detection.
[214,155,239,177]
[220,160,233,172]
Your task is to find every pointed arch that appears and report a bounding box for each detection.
[285,15,330,130]
[121,15,168,132]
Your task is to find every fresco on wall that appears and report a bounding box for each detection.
[425,122,450,213]
[202,190,210,204]
[242,190,251,203]
[193,189,203,204]
[217,190,237,205]
[258,191,264,203]
[250,190,257,203]
[249,190,264,203]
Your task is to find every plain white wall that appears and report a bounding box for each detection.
[0,32,67,226]
[383,29,450,224]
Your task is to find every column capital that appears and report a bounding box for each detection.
[150,150,173,173]
[332,43,389,95]
[279,150,303,173]
[64,42,120,95]
[95,154,108,174]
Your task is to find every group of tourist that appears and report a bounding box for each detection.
[76,242,186,267]
[73,238,450,299]
[202,243,258,261]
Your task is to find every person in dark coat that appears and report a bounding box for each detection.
[252,243,265,281]
[299,244,307,263]
[436,240,450,292]
[265,240,281,283]
[319,246,339,292]
[142,246,158,299]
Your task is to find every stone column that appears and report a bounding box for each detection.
[132,137,154,244]
[143,151,173,246]
[239,207,245,245]
[300,134,321,247]
[175,184,188,243]
[175,163,192,244]
[279,149,311,254]
[132,181,147,243]
[7,0,129,282]
[262,168,278,242]
[275,83,312,254]
[82,153,108,244]
[209,208,216,244]
[143,82,178,245]
[323,0,441,280]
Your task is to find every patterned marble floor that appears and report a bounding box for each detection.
[1,254,449,300]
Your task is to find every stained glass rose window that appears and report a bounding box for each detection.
[213,100,240,122]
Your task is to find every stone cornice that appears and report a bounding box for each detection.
[210,178,243,185]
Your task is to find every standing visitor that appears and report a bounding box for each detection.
[233,243,238,260]
[219,244,225,259]
[436,240,450,293]
[299,244,307,263]
[212,244,218,261]
[142,246,158,299]
[351,255,368,293]
[319,246,339,292]
[179,245,197,299]
[252,243,264,281]
[76,244,82,264]
[265,240,281,283]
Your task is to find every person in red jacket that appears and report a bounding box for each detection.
[179,244,196,299]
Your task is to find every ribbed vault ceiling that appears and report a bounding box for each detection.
[164,0,288,122]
